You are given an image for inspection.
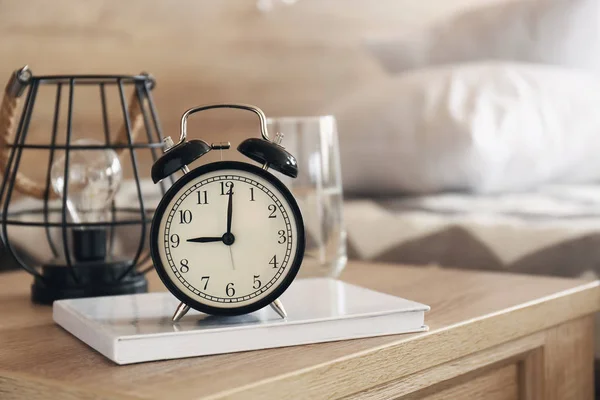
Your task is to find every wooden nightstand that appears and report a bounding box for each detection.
[0,262,598,399]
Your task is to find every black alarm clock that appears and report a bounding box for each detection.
[149,104,305,322]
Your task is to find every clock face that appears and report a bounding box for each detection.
[150,161,305,315]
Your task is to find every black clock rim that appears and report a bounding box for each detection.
[149,161,306,317]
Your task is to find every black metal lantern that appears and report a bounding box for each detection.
[0,66,170,304]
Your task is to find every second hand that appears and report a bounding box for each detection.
[229,246,235,271]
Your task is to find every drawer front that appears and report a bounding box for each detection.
[422,364,518,400]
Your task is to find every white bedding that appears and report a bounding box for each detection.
[345,184,600,279]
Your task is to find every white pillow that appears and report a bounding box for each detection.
[366,0,600,74]
[335,63,600,195]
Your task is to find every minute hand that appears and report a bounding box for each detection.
[186,237,223,243]
[226,183,234,234]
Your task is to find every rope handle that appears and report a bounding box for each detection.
[0,67,145,200]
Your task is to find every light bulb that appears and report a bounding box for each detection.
[51,139,122,225]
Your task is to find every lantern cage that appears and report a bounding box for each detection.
[0,66,171,304]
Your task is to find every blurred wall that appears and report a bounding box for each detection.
[0,0,503,184]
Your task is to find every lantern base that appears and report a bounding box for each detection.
[31,261,148,305]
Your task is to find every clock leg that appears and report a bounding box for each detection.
[270,298,287,319]
[172,302,191,322]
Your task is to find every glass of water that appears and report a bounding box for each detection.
[268,116,347,278]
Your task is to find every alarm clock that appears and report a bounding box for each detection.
[149,104,305,322]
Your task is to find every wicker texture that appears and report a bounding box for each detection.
[0,80,143,200]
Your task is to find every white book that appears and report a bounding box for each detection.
[53,278,430,365]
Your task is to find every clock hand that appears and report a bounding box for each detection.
[186,237,223,243]
[226,183,234,234]
[229,246,235,271]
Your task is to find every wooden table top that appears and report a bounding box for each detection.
[0,262,598,400]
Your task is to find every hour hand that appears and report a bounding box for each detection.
[186,237,223,243]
